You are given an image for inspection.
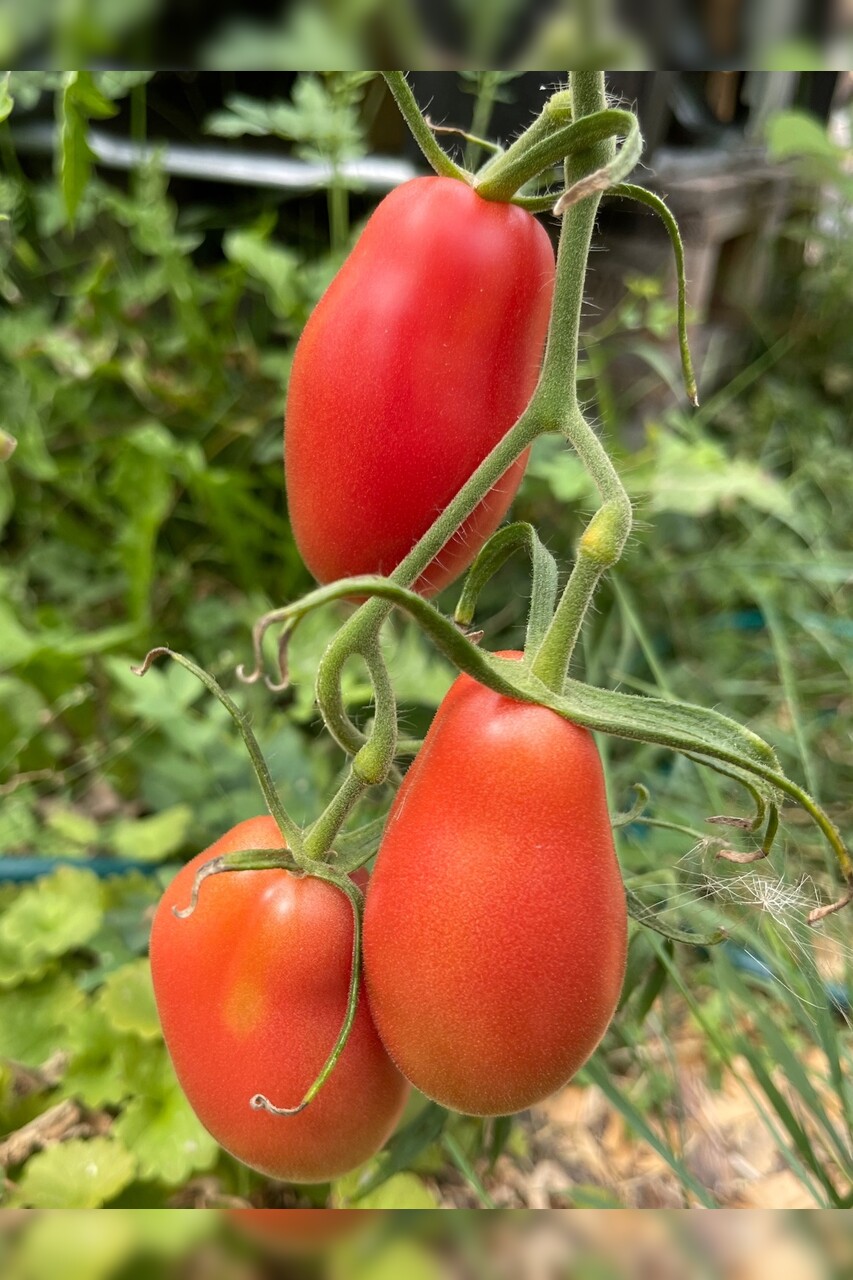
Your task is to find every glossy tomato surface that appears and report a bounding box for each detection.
[150,817,409,1182]
[362,657,627,1115]
[285,176,555,596]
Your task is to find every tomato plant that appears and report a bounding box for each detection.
[362,655,627,1116]
[149,816,409,1182]
[284,175,555,596]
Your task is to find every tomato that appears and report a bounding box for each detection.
[226,1209,376,1253]
[284,176,555,596]
[149,817,409,1182]
[362,655,627,1115]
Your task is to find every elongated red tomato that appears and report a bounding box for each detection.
[149,817,408,1182]
[285,176,555,596]
[362,656,627,1116]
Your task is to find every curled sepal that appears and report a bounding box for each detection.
[172,848,301,919]
[552,111,643,214]
[454,522,559,653]
[611,783,651,829]
[626,887,727,947]
[808,875,853,926]
[131,647,304,855]
[476,108,641,205]
[604,182,699,407]
[243,576,522,717]
[250,864,364,1117]
[237,614,296,693]
[716,847,770,866]
[714,802,780,865]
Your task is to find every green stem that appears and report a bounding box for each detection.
[606,183,699,406]
[302,769,366,862]
[131,648,304,856]
[476,107,637,204]
[474,87,573,192]
[172,848,301,920]
[529,73,634,691]
[465,73,501,169]
[382,72,471,183]
[251,868,364,1116]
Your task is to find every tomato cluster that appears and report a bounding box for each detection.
[150,175,625,1186]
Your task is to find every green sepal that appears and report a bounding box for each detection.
[454,522,559,653]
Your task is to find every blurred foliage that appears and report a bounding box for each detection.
[0,73,852,1208]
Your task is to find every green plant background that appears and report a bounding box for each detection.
[1,71,851,1210]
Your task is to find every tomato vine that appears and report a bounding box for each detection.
[136,70,853,1169]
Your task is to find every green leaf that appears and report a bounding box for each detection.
[338,1237,444,1280]
[96,959,161,1040]
[347,1172,439,1210]
[526,434,597,504]
[95,71,155,99]
[43,807,99,849]
[0,975,86,1067]
[109,805,192,863]
[200,12,362,73]
[123,1210,219,1255]
[641,429,795,520]
[0,867,104,988]
[0,73,12,124]
[223,225,301,320]
[0,601,39,670]
[113,1086,218,1185]
[8,1210,137,1280]
[69,71,119,120]
[7,1136,136,1208]
[58,75,96,226]
[340,1102,447,1202]
[766,110,840,161]
[454,522,558,654]
[61,1008,170,1109]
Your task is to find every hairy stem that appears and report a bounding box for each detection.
[382,72,471,183]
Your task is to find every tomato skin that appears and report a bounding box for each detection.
[226,1209,376,1253]
[284,176,555,596]
[362,656,627,1116]
[149,817,409,1182]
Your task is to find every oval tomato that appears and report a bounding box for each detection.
[362,656,627,1116]
[226,1209,376,1253]
[150,817,409,1182]
[284,176,555,596]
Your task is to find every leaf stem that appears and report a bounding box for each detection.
[251,868,364,1115]
[131,647,304,856]
[381,72,471,183]
[605,182,699,406]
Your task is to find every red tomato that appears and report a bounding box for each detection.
[362,656,627,1115]
[150,817,409,1182]
[226,1208,376,1253]
[284,176,555,596]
